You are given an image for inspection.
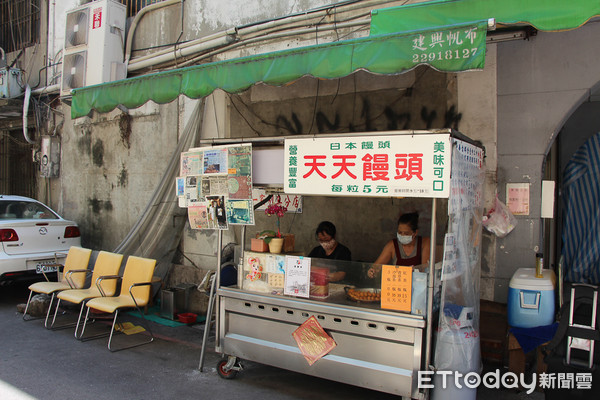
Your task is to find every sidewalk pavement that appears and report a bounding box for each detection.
[1,281,542,400]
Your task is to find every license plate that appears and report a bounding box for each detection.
[36,261,58,274]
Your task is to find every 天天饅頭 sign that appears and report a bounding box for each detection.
[284,133,452,198]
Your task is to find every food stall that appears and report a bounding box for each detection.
[182,129,485,399]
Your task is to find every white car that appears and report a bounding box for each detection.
[0,195,81,283]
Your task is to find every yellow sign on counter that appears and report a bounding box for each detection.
[381,265,412,312]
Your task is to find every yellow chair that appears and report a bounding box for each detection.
[23,246,92,326]
[49,251,124,334]
[80,255,157,351]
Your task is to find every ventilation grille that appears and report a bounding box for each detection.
[62,51,87,91]
[65,9,89,48]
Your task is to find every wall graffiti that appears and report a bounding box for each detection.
[271,97,462,135]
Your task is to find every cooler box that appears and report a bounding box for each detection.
[508,268,556,328]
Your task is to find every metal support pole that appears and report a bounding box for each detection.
[424,197,438,397]
[198,230,223,371]
[215,230,223,351]
[239,225,246,289]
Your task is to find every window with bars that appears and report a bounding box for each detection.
[0,0,41,54]
[118,0,166,18]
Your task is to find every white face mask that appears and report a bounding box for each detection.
[320,239,336,252]
[397,233,413,245]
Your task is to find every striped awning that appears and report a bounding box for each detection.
[562,132,600,284]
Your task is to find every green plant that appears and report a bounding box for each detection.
[258,230,277,244]
[264,203,287,238]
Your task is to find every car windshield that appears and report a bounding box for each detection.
[0,200,59,220]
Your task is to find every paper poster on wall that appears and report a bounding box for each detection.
[180,153,192,176]
[228,176,253,199]
[506,183,530,215]
[188,205,208,229]
[206,195,228,229]
[227,145,252,176]
[179,144,254,228]
[225,199,255,225]
[180,151,202,176]
[207,176,229,196]
[203,148,228,174]
[185,176,200,204]
[284,256,310,298]
[380,265,412,312]
[176,177,185,196]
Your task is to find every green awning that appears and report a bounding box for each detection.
[71,20,488,119]
[371,0,600,36]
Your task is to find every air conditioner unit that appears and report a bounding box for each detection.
[61,0,126,97]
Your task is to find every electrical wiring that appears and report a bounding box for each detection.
[228,95,263,136]
[172,20,370,70]
[126,0,406,72]
[0,131,31,147]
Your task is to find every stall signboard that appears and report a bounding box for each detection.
[177,143,254,229]
[381,265,412,312]
[252,189,303,213]
[284,133,451,198]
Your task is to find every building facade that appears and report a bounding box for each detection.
[1,0,599,304]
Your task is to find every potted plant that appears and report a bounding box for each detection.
[263,202,288,253]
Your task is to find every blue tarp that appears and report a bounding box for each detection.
[562,132,600,284]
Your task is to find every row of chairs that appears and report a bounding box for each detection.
[23,246,158,352]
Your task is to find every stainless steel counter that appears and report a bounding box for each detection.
[217,287,425,398]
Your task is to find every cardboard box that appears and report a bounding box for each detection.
[508,332,548,391]
[480,300,508,364]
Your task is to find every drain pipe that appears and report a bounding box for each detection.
[22,85,37,145]
[125,0,395,72]
[124,0,181,66]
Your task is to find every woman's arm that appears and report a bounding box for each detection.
[368,240,394,277]
[374,240,394,265]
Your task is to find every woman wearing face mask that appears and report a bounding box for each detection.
[308,221,351,282]
[368,212,431,278]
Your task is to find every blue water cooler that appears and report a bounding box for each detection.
[508,268,556,328]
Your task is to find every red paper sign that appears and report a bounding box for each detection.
[292,315,336,365]
[92,7,102,29]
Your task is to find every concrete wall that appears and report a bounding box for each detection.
[134,0,335,53]
[57,100,180,250]
[495,22,600,302]
[457,44,498,300]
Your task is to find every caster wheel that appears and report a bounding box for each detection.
[217,358,238,379]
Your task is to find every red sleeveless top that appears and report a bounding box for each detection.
[393,236,422,266]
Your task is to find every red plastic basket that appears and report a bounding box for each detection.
[177,313,198,324]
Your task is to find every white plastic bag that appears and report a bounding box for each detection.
[482,196,517,238]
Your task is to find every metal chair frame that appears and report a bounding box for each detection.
[80,280,155,352]
[22,259,89,325]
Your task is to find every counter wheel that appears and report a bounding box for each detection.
[217,357,238,379]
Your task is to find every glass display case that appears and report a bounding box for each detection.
[237,251,439,317]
